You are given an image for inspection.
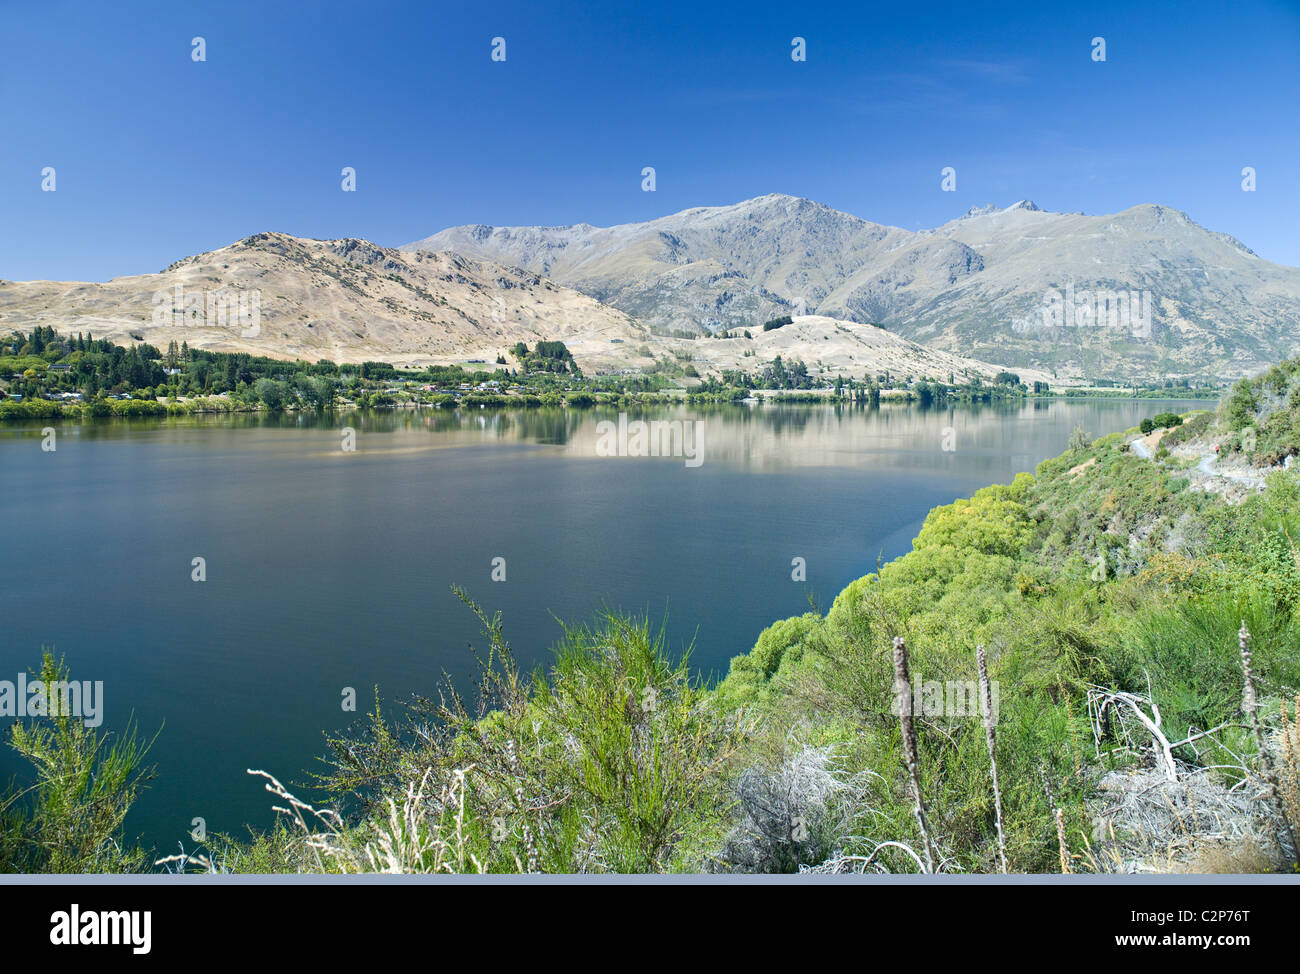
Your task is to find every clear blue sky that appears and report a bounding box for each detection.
[2,0,1298,281]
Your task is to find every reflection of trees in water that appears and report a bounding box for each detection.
[758,405,817,438]
[420,410,470,434]
[319,405,586,444]
[71,402,939,444]
[499,408,582,445]
[69,398,1188,453]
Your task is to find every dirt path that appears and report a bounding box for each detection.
[1128,430,1269,496]
[1195,452,1267,488]
[1128,428,1167,459]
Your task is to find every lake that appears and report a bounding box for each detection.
[0,397,1205,856]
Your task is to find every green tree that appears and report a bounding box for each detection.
[254,378,287,410]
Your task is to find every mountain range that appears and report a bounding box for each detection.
[408,194,1300,380]
[5,195,1298,383]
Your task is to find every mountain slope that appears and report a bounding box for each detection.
[663,314,1052,386]
[405,194,985,337]
[0,233,646,370]
[907,202,1300,378]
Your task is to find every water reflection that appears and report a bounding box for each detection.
[13,398,1209,475]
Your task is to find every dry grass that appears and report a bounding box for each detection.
[165,768,490,875]
[1082,765,1285,873]
[1184,836,1276,874]
[1279,694,1300,831]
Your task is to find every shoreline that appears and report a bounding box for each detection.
[1,392,1219,425]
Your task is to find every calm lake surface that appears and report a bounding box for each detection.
[0,398,1204,855]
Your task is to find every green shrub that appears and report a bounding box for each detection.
[716,613,823,707]
[1162,410,1213,447]
[1223,379,1258,430]
[310,594,748,873]
[1105,592,1300,750]
[0,653,156,873]
[0,399,72,420]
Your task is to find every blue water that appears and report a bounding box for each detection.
[0,398,1203,858]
